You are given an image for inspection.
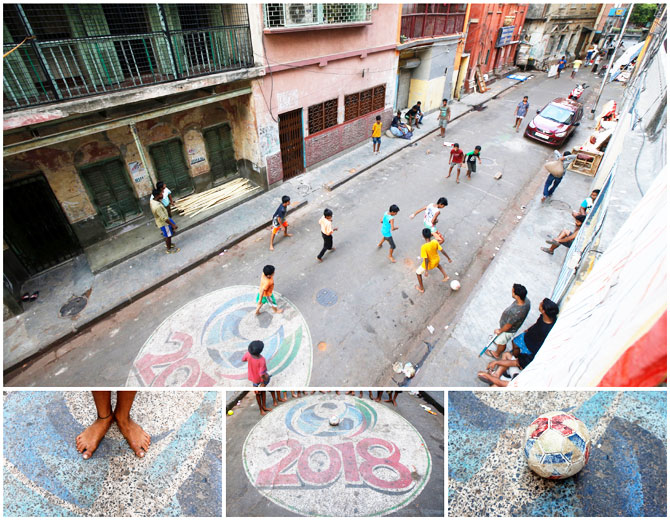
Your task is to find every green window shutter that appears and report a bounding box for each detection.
[151,140,193,197]
[204,125,237,184]
[80,159,140,228]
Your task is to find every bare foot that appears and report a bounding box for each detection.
[415,285,425,293]
[331,247,336,252]
[76,416,113,460]
[116,416,151,458]
[269,245,274,251]
[285,233,293,237]
[441,276,450,282]
[273,308,284,314]
[276,395,286,403]
[389,256,396,263]
[255,310,262,315]
[317,257,323,262]
[446,174,451,178]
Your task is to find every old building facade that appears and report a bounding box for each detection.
[463,3,528,93]
[521,3,602,69]
[249,4,399,181]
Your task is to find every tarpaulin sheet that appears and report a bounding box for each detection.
[510,168,667,387]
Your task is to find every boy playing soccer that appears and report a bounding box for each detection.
[416,228,452,293]
[371,115,382,155]
[447,143,465,183]
[317,209,338,262]
[242,340,275,416]
[270,195,292,251]
[464,145,482,179]
[255,265,283,315]
[409,197,448,244]
[378,204,399,263]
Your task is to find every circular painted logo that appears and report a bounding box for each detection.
[127,285,312,387]
[243,394,431,516]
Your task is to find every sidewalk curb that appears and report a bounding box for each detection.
[326,78,527,192]
[226,391,248,412]
[4,201,308,377]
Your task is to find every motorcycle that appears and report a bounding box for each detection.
[568,82,589,101]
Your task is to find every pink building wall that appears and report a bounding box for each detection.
[251,4,400,183]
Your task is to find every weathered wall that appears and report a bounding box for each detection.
[4,91,262,246]
[304,107,393,168]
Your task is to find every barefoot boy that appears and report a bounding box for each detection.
[410,197,448,244]
[243,340,273,415]
[378,204,399,262]
[317,209,337,262]
[255,265,283,314]
[416,228,452,293]
[447,143,465,183]
[371,115,382,155]
[76,391,151,460]
[270,195,292,251]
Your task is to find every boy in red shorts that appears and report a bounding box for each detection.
[270,195,292,251]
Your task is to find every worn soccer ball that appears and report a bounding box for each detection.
[329,415,340,426]
[524,411,591,479]
[450,280,461,291]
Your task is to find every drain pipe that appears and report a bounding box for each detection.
[129,123,157,188]
[589,3,633,119]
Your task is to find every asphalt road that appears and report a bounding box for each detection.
[7,71,598,388]
[448,391,667,517]
[226,390,444,517]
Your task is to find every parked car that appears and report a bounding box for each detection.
[524,97,583,146]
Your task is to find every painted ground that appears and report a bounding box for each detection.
[448,391,667,517]
[3,391,222,517]
[227,391,444,516]
[126,285,312,387]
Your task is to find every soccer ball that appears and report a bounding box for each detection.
[450,280,461,291]
[329,415,340,426]
[524,411,591,479]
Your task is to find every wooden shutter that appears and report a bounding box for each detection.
[80,159,140,228]
[372,85,385,111]
[150,139,194,196]
[204,125,237,184]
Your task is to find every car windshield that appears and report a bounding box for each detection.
[540,104,574,124]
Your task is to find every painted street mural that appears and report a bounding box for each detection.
[127,285,312,387]
[449,391,667,517]
[241,394,432,516]
[3,391,222,517]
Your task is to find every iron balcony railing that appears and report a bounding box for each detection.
[263,3,376,29]
[4,25,253,111]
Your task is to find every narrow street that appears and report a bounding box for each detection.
[8,72,606,387]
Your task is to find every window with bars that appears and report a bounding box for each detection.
[263,3,376,29]
[343,85,385,122]
[400,3,467,40]
[307,98,338,134]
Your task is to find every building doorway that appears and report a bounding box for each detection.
[204,124,237,185]
[278,108,304,180]
[4,174,82,275]
[149,139,194,196]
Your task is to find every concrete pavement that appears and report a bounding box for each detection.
[226,391,444,517]
[4,75,527,375]
[448,391,667,517]
[3,391,222,517]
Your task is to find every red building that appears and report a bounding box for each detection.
[463,3,528,93]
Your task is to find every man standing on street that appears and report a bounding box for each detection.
[150,187,179,253]
[485,284,531,359]
[541,150,578,202]
[514,96,529,132]
[556,56,567,78]
[438,98,451,138]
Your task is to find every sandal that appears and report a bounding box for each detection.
[541,247,554,255]
[477,372,493,385]
[545,239,559,246]
[21,293,30,302]
[29,291,39,301]
[484,349,500,360]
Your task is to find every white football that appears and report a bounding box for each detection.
[329,415,340,426]
[450,280,461,291]
[524,411,591,479]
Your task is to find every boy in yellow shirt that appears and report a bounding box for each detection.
[416,228,452,293]
[371,115,382,155]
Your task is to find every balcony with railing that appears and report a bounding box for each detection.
[263,3,376,31]
[400,4,467,41]
[3,4,254,111]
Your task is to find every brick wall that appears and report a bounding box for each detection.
[266,152,283,185]
[304,108,393,168]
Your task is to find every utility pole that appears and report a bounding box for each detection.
[589,3,633,119]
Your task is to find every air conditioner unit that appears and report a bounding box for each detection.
[285,3,314,26]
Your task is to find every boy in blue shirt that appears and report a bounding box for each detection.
[377,204,399,263]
